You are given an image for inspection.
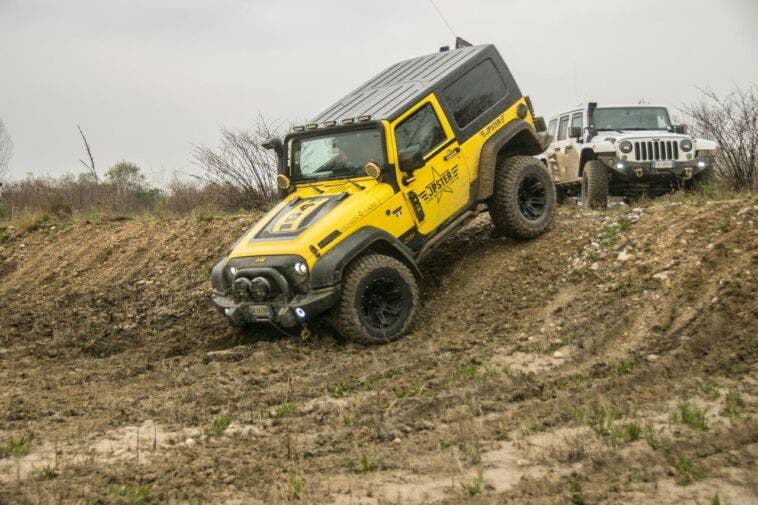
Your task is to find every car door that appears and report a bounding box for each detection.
[565,111,584,180]
[391,95,470,236]
[553,114,570,181]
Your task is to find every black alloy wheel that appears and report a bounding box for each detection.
[517,174,547,220]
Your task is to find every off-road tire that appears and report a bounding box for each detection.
[555,185,567,204]
[331,254,418,345]
[581,160,609,209]
[685,169,714,193]
[488,155,555,239]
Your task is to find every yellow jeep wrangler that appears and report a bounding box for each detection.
[211,44,555,343]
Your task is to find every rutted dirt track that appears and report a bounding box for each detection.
[1,198,756,504]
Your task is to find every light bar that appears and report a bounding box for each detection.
[342,118,355,125]
[305,123,318,130]
[357,115,371,121]
[323,120,337,127]
[292,125,305,132]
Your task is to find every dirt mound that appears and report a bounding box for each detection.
[0,198,756,504]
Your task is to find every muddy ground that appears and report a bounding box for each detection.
[1,196,756,504]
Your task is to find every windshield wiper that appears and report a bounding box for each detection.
[595,128,625,134]
[344,178,365,191]
[300,179,324,194]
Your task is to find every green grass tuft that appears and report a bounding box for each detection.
[207,415,231,437]
[328,382,349,399]
[36,465,57,480]
[674,454,702,484]
[460,475,484,496]
[570,480,586,505]
[273,402,295,418]
[113,484,151,504]
[0,435,31,458]
[288,472,304,499]
[724,390,743,422]
[359,453,375,472]
[672,402,709,431]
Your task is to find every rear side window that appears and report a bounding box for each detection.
[442,59,508,128]
[548,119,557,137]
[557,116,569,140]
[395,104,446,156]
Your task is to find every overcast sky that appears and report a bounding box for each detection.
[1,0,757,183]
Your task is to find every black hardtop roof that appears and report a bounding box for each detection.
[310,44,496,125]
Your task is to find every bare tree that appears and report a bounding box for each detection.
[0,118,13,182]
[192,114,281,208]
[77,124,98,181]
[681,84,758,190]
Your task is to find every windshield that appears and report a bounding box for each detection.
[290,129,384,181]
[592,107,671,131]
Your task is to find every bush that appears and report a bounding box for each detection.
[192,115,282,209]
[682,84,758,190]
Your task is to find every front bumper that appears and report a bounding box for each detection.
[212,285,339,328]
[609,158,710,179]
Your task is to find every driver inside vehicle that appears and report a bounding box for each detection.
[331,134,382,172]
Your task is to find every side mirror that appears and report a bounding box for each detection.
[673,125,687,134]
[569,126,582,139]
[533,116,547,132]
[398,146,425,173]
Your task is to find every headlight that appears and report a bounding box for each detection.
[680,139,693,152]
[619,141,633,154]
[294,262,308,275]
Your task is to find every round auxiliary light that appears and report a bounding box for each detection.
[619,140,633,154]
[294,262,308,275]
[364,162,382,179]
[232,277,252,300]
[276,173,291,189]
[680,139,693,152]
[249,277,272,301]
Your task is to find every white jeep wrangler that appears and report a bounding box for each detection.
[539,103,717,207]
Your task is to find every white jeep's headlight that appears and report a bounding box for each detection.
[680,139,693,152]
[294,262,308,275]
[619,140,633,154]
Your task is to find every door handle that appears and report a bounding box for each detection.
[443,147,460,161]
[565,145,573,150]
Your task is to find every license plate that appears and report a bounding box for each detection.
[250,305,271,318]
[655,160,673,169]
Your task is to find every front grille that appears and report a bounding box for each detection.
[632,140,679,161]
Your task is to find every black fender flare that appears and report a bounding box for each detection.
[310,227,421,289]
[476,119,552,201]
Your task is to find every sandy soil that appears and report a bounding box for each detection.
[1,197,756,504]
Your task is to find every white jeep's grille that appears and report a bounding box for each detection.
[632,140,679,161]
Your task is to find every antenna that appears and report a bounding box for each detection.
[572,62,578,105]
[429,0,456,38]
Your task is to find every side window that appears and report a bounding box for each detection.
[442,59,508,128]
[547,119,557,137]
[395,104,447,156]
[557,116,569,141]
[570,112,583,132]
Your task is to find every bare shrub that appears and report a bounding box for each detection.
[192,115,281,209]
[2,161,159,217]
[681,85,758,190]
[0,118,13,182]
[161,178,251,214]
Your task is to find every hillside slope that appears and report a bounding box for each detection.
[1,198,756,504]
